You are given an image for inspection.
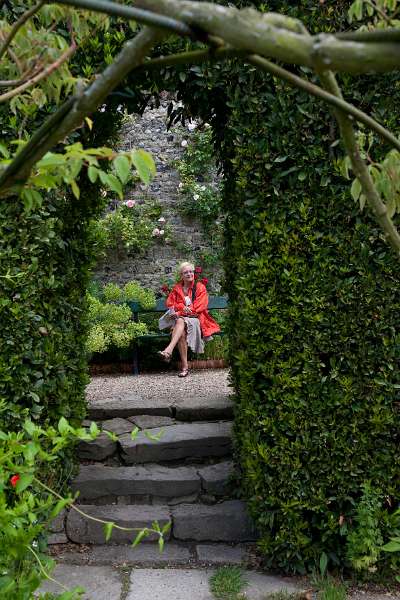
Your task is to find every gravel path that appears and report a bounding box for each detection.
[87,369,232,402]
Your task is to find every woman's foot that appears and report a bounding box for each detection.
[178,368,189,378]
[157,350,171,363]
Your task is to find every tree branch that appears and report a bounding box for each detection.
[0,42,77,103]
[132,0,400,73]
[0,27,166,196]
[335,28,400,43]
[0,1,45,62]
[246,55,400,153]
[319,71,400,255]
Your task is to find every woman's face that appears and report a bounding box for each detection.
[181,267,194,284]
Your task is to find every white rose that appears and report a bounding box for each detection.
[181,140,188,147]
[193,194,200,201]
[158,216,166,223]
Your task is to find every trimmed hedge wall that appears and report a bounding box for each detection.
[0,189,97,431]
[219,66,400,572]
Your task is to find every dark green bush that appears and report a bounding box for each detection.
[220,68,400,573]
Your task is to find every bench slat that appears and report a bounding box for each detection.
[128,296,228,313]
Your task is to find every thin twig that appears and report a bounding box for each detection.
[0,1,45,62]
[246,55,400,153]
[34,477,161,535]
[0,42,77,103]
[26,545,70,592]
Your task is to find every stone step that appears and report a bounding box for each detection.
[119,422,232,464]
[71,461,234,503]
[172,501,257,543]
[53,542,249,567]
[65,500,256,545]
[88,393,233,421]
[66,504,171,545]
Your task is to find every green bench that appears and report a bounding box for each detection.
[128,296,228,375]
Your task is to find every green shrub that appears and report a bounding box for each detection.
[86,280,155,354]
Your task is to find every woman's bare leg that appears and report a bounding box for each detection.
[163,318,185,355]
[177,334,188,371]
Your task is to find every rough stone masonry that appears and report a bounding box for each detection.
[94,96,222,292]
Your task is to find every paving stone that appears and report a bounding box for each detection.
[66,504,171,544]
[126,569,302,600]
[47,532,69,545]
[38,564,122,600]
[101,417,133,435]
[72,464,201,500]
[128,415,176,429]
[198,461,234,496]
[196,543,246,565]
[172,500,257,542]
[175,395,233,421]
[120,422,232,464]
[77,433,117,461]
[88,393,172,419]
[57,543,192,567]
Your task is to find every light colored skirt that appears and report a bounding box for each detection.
[158,312,204,354]
[183,317,204,354]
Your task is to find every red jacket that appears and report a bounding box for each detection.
[166,281,221,338]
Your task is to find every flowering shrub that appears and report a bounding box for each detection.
[90,199,169,257]
[86,281,155,354]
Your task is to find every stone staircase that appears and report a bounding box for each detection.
[55,372,256,566]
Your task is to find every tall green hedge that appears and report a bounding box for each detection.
[219,63,400,573]
[0,188,99,431]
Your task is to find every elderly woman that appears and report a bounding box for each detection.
[158,261,220,377]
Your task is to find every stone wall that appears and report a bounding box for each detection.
[94,99,222,293]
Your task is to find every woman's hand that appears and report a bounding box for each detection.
[183,306,191,315]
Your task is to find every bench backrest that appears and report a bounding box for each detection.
[128,295,228,314]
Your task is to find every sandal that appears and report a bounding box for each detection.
[178,368,189,378]
[157,350,171,363]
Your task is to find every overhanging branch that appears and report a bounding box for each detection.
[320,71,400,255]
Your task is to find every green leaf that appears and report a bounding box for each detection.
[23,441,39,461]
[131,149,156,185]
[0,142,10,158]
[319,551,328,576]
[130,426,139,440]
[88,165,99,183]
[103,521,115,542]
[131,528,147,548]
[15,472,34,493]
[144,428,164,442]
[101,172,123,199]
[89,421,99,437]
[71,179,80,199]
[382,540,400,552]
[114,155,131,184]
[58,416,70,435]
[158,536,165,553]
[350,178,362,201]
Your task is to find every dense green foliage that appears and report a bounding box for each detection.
[219,30,400,579]
[86,280,155,353]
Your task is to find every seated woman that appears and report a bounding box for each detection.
[158,261,220,377]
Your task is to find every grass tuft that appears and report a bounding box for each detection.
[209,566,248,599]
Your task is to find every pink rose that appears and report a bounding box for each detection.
[125,200,135,208]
